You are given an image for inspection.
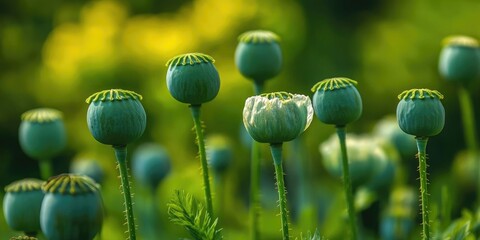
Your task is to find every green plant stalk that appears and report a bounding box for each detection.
[458,86,480,205]
[250,81,264,240]
[190,105,214,218]
[270,143,289,240]
[214,172,226,222]
[336,126,358,240]
[416,137,430,240]
[458,86,478,151]
[38,159,53,180]
[114,146,137,240]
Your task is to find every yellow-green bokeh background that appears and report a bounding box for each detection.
[1,0,479,239]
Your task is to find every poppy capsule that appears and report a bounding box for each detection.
[311,77,362,127]
[166,53,220,105]
[3,179,44,235]
[86,89,146,147]
[40,174,103,240]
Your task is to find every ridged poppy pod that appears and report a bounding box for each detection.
[243,92,313,144]
[40,174,103,240]
[311,77,363,127]
[235,30,282,83]
[86,89,146,146]
[70,159,104,184]
[132,143,171,190]
[439,35,480,85]
[3,179,44,235]
[166,53,220,105]
[206,135,233,173]
[19,108,66,160]
[396,89,445,137]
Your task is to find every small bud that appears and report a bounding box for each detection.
[70,159,104,184]
[235,30,282,83]
[396,89,445,137]
[166,53,220,105]
[40,174,103,240]
[3,179,44,234]
[132,143,171,190]
[206,135,233,173]
[19,108,66,160]
[311,77,363,126]
[86,89,146,146]
[439,35,480,84]
[243,92,313,144]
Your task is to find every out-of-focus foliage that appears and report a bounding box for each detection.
[1,0,480,239]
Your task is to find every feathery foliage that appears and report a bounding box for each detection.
[167,190,222,240]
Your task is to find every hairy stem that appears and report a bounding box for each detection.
[250,81,264,240]
[114,146,136,240]
[270,143,290,240]
[39,159,53,180]
[190,105,214,218]
[336,126,358,240]
[416,137,430,240]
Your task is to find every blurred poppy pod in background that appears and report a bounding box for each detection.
[166,53,220,105]
[439,35,480,85]
[132,143,171,191]
[19,108,66,161]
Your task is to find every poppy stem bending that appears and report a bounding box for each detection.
[336,126,358,240]
[114,146,137,240]
[270,143,290,240]
[416,137,430,240]
[39,159,53,180]
[250,81,264,240]
[189,104,214,218]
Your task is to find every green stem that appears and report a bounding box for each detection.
[457,86,480,206]
[114,146,137,240]
[189,105,214,218]
[270,143,290,240]
[336,126,358,240]
[214,172,225,222]
[416,137,430,240]
[38,159,52,180]
[250,81,264,240]
[458,86,478,151]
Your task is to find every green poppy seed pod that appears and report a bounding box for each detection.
[86,89,146,146]
[40,174,103,240]
[243,92,313,144]
[19,108,66,160]
[70,159,104,184]
[439,35,480,84]
[3,179,44,234]
[206,135,233,173]
[235,30,282,83]
[311,77,363,126]
[166,53,220,105]
[132,143,171,190]
[396,89,445,137]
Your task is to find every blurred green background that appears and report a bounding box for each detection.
[1,0,479,239]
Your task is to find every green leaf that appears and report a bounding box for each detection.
[297,229,325,240]
[441,210,473,240]
[167,190,222,240]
